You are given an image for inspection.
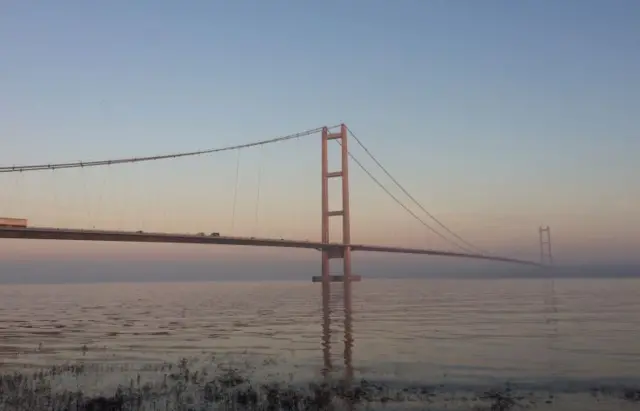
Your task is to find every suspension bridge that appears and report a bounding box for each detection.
[0,123,552,379]
[0,124,545,270]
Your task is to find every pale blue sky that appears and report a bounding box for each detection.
[1,0,639,271]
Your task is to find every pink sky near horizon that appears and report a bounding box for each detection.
[1,159,639,265]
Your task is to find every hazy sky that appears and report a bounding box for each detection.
[1,0,639,276]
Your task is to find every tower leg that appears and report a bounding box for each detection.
[321,127,332,375]
[539,227,544,264]
[339,124,354,382]
[318,124,355,382]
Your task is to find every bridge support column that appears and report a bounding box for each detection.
[539,226,553,265]
[318,124,355,381]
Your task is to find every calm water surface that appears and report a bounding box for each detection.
[1,278,639,409]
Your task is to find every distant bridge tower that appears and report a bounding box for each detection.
[539,226,553,265]
[312,124,358,381]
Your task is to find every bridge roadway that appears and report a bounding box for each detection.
[0,227,541,267]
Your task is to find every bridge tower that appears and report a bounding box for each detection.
[312,124,358,380]
[539,226,553,265]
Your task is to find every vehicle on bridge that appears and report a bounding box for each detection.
[210,232,220,237]
[0,217,28,228]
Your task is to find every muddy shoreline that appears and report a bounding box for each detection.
[1,359,639,410]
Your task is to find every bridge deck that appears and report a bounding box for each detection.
[0,227,541,267]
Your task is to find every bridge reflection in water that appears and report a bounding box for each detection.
[320,280,354,384]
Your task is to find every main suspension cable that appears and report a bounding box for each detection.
[346,126,489,255]
[336,139,475,254]
[0,125,340,173]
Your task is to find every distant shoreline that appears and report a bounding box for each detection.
[1,273,639,286]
